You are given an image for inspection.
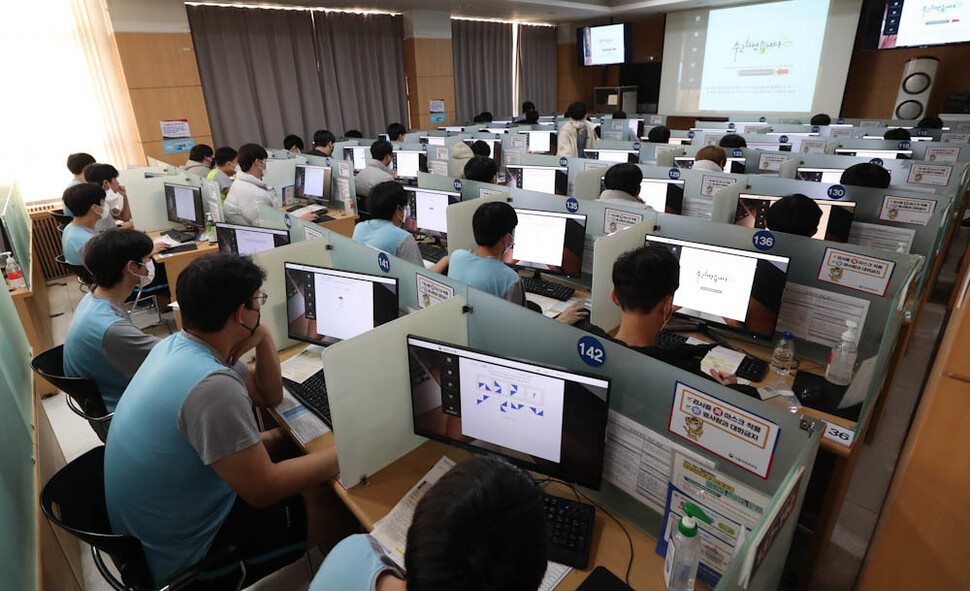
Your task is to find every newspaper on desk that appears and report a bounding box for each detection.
[372,456,572,591]
[275,389,330,445]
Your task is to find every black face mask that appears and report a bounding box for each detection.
[241,309,261,337]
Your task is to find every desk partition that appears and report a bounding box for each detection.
[1,182,31,290]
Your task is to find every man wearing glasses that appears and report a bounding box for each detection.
[104,254,355,589]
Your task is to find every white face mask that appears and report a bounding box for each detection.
[104,189,123,215]
[132,260,155,288]
[95,202,111,220]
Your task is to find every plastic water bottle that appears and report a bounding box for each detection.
[825,320,858,386]
[6,255,25,289]
[770,331,795,376]
[205,212,216,243]
[664,503,712,591]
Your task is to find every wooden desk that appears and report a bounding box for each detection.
[148,233,218,302]
[279,206,358,238]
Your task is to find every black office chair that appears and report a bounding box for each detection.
[30,345,111,442]
[50,208,73,230]
[40,446,245,591]
[55,253,94,290]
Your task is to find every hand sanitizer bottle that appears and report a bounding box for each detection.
[825,320,858,386]
[665,503,712,591]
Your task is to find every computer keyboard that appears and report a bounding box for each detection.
[163,242,198,254]
[656,330,689,347]
[163,229,196,243]
[418,243,447,263]
[282,372,332,428]
[544,493,595,569]
[735,355,768,382]
[522,276,575,302]
[313,214,335,223]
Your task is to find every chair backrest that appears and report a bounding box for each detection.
[50,209,73,228]
[40,446,153,589]
[54,254,95,285]
[30,345,108,419]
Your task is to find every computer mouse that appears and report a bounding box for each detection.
[795,382,824,406]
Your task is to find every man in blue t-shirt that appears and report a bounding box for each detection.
[60,183,107,266]
[104,254,355,587]
[447,201,526,304]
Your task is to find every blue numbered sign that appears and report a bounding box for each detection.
[668,168,681,180]
[898,141,911,150]
[917,128,928,136]
[728,122,736,129]
[870,158,884,167]
[759,116,767,122]
[633,142,641,150]
[377,252,391,273]
[827,184,846,199]
[837,118,845,124]
[779,135,789,144]
[560,157,568,167]
[453,178,462,191]
[577,336,606,367]
[811,125,820,133]
[688,131,695,138]
[565,198,580,213]
[284,213,292,229]
[732,148,744,158]
[752,230,775,251]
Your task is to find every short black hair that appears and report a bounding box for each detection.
[83,229,154,288]
[63,183,105,217]
[612,111,627,119]
[647,126,670,143]
[82,163,119,188]
[472,201,517,247]
[283,134,305,151]
[344,129,363,139]
[312,129,335,148]
[369,181,408,220]
[177,253,266,333]
[370,140,393,162]
[566,101,588,120]
[521,101,535,113]
[387,123,407,141]
[67,153,96,175]
[765,193,823,237]
[405,456,546,591]
[917,116,944,129]
[840,162,891,188]
[237,143,268,172]
[810,114,831,126]
[188,144,213,162]
[480,112,494,123]
[884,128,911,141]
[604,163,643,196]
[464,157,498,183]
[469,140,491,158]
[213,147,237,166]
[525,110,539,124]
[719,134,747,148]
[612,246,680,313]
[472,114,485,123]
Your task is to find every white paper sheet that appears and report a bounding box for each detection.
[681,197,713,219]
[847,221,916,254]
[776,283,869,347]
[280,348,323,384]
[276,389,330,445]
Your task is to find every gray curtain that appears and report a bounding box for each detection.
[188,6,408,147]
[452,20,513,122]
[517,25,557,114]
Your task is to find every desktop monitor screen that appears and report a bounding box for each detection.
[378,133,390,142]
[393,151,422,179]
[163,182,204,227]
[795,167,845,183]
[734,194,856,242]
[834,149,912,160]
[484,127,510,135]
[461,138,503,167]
[667,137,691,145]
[343,146,369,172]
[520,130,558,154]
[403,187,460,238]
[502,209,587,278]
[440,126,466,132]
[577,22,633,67]
[640,179,685,214]
[407,335,612,488]
[674,157,745,173]
[863,135,930,142]
[506,165,568,196]
[284,262,399,347]
[645,235,791,339]
[589,149,639,164]
[216,222,290,256]
[420,136,446,146]
[295,164,332,203]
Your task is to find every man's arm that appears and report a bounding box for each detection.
[212,443,339,508]
[229,324,283,407]
[102,322,160,378]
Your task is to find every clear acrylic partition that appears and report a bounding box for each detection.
[203,179,224,223]
[325,229,469,312]
[324,297,468,488]
[711,181,746,225]
[573,168,607,200]
[1,182,32,290]
[0,279,37,589]
[248,237,333,352]
[417,171,461,193]
[591,219,656,331]
[127,174,201,233]
[257,203,310,245]
[457,179,509,203]
[264,158,298,206]
[445,193,509,255]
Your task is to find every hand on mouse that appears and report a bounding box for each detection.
[710,369,739,385]
[555,304,590,325]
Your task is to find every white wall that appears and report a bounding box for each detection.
[404,9,452,39]
[106,0,190,33]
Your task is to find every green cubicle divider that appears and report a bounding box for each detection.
[1,182,32,290]
[127,174,203,233]
[0,278,37,590]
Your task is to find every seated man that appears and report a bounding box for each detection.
[884,128,911,141]
[105,254,354,588]
[766,194,823,237]
[84,163,133,231]
[206,146,237,200]
[469,140,491,159]
[463,156,498,184]
[224,143,277,226]
[184,144,214,176]
[308,129,335,157]
[66,152,95,191]
[691,145,726,173]
[810,113,831,126]
[577,246,751,389]
[596,163,645,207]
[840,162,890,189]
[719,134,746,148]
[283,134,305,154]
[917,115,944,129]
[448,201,524,304]
[525,110,540,125]
[647,125,670,143]
[450,141,474,178]
[63,229,160,414]
[355,140,395,202]
[310,455,546,591]
[61,184,107,266]
[343,129,363,139]
[353,181,448,273]
[387,122,407,143]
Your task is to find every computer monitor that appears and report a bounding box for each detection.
[284,262,399,347]
[402,187,460,238]
[294,164,332,203]
[483,127,510,135]
[391,150,421,179]
[163,182,205,228]
[491,120,512,127]
[420,136,446,146]
[666,137,691,145]
[863,135,931,142]
[343,146,369,172]
[587,149,639,164]
[748,142,788,152]
[673,157,745,173]
[626,119,644,139]
[378,133,390,142]
[407,335,611,488]
[519,130,558,154]
[645,235,791,339]
[216,222,290,255]
[461,138,503,167]
[639,179,685,214]
[834,149,912,159]
[734,194,856,242]
[794,167,845,183]
[502,209,586,278]
[505,165,568,196]
[439,126,466,132]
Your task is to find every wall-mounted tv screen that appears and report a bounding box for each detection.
[865,0,970,49]
[577,23,633,66]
